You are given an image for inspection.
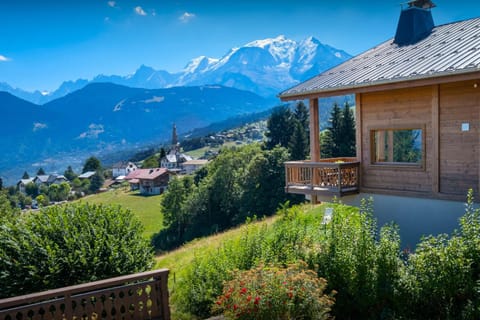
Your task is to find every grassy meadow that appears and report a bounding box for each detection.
[79,188,164,239]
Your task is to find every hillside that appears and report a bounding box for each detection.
[78,189,164,239]
[0,83,274,185]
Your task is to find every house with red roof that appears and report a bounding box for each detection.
[126,168,171,195]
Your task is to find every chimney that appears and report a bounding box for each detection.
[394,0,436,46]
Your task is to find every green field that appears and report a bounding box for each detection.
[79,189,164,239]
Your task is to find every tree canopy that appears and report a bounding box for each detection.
[82,156,102,173]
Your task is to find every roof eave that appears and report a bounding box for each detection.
[279,68,480,101]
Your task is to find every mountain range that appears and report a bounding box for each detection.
[2,35,351,104]
[0,35,352,185]
[0,84,274,185]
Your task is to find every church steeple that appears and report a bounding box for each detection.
[172,123,178,147]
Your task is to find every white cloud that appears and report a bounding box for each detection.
[134,6,147,16]
[107,1,116,7]
[179,12,195,23]
[0,55,10,62]
[33,122,48,132]
[78,124,105,139]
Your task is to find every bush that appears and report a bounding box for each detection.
[0,203,154,298]
[213,262,335,320]
[173,205,328,318]
[308,199,403,319]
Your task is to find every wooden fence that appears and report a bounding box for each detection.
[0,269,170,320]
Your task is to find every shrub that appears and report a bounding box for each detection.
[0,203,154,298]
[310,199,403,319]
[213,262,335,320]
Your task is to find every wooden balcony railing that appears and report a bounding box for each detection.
[285,158,360,197]
[0,269,170,320]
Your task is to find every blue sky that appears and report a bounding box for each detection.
[1,0,479,92]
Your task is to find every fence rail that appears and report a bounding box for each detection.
[0,269,170,320]
[285,158,360,197]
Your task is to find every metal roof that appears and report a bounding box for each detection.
[280,17,480,100]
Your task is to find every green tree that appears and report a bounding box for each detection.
[64,166,77,181]
[48,184,60,201]
[293,101,309,138]
[288,119,309,160]
[321,102,355,158]
[0,192,16,219]
[36,167,46,175]
[89,172,105,193]
[0,203,153,298]
[25,182,39,198]
[265,105,294,150]
[160,176,194,245]
[152,144,302,251]
[58,182,71,201]
[159,148,167,160]
[82,156,102,173]
[22,171,30,179]
[339,102,356,157]
[36,194,49,207]
[142,155,159,168]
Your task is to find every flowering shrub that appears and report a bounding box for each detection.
[213,262,335,320]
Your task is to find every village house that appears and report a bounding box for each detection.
[111,161,138,178]
[136,168,171,195]
[125,169,148,191]
[17,178,34,194]
[78,171,96,180]
[182,159,209,175]
[280,0,480,246]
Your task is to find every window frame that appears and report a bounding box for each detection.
[369,124,426,170]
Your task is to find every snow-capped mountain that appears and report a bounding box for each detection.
[175,35,351,96]
[2,35,351,104]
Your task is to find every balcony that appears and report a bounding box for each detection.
[0,269,170,320]
[285,157,360,197]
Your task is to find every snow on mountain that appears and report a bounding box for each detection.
[1,35,351,103]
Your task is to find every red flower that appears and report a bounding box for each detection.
[254,297,261,305]
[233,304,238,310]
[240,287,247,294]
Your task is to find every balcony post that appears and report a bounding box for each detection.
[309,98,320,203]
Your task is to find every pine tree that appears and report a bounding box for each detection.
[265,105,294,150]
[64,166,77,181]
[22,171,30,179]
[294,101,309,138]
[37,167,46,176]
[321,102,356,158]
[82,156,102,173]
[339,102,356,157]
[288,119,309,160]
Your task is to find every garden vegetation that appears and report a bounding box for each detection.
[169,191,480,319]
[0,203,154,298]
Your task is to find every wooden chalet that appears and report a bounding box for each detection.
[136,168,171,195]
[280,1,480,204]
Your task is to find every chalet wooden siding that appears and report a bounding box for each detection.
[439,80,480,196]
[359,86,433,195]
[356,80,480,200]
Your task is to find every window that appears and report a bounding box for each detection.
[371,128,423,166]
